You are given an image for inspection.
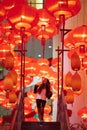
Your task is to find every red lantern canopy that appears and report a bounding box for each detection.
[45,0,81,21]
[7,0,38,30]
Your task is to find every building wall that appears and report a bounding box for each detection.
[53,0,87,125]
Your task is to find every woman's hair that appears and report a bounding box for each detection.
[38,78,51,97]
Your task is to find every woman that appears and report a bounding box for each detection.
[34,78,52,121]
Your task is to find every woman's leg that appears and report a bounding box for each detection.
[36,99,42,121]
[41,100,46,121]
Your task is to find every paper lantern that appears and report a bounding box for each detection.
[0,3,6,21]
[51,57,61,69]
[27,90,36,104]
[0,95,7,105]
[9,91,17,103]
[7,0,38,30]
[68,48,85,60]
[24,117,38,122]
[37,58,49,66]
[35,103,51,115]
[82,56,87,70]
[31,8,57,40]
[7,69,18,85]
[45,0,81,21]
[65,71,72,87]
[71,52,81,71]
[0,117,3,124]
[1,0,15,10]
[3,51,14,70]
[64,25,87,49]
[78,107,87,120]
[31,24,57,40]
[72,25,87,44]
[44,114,52,122]
[26,62,39,77]
[0,44,11,60]
[66,89,74,104]
[71,72,81,91]
[4,74,14,91]
[44,104,52,115]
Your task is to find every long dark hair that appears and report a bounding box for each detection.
[38,79,51,97]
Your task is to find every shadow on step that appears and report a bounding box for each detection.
[21,122,61,130]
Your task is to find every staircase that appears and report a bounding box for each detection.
[21,122,61,130]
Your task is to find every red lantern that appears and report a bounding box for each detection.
[9,91,17,103]
[2,0,15,10]
[65,71,72,87]
[64,25,87,49]
[51,57,61,69]
[82,56,87,70]
[71,72,81,91]
[44,114,52,122]
[4,74,14,91]
[0,44,11,61]
[66,89,74,104]
[71,52,81,71]
[45,0,81,21]
[3,51,14,70]
[78,107,87,120]
[7,0,38,30]
[37,58,49,66]
[7,69,18,85]
[0,3,6,21]
[31,8,57,40]
[27,90,36,104]
[0,117,3,124]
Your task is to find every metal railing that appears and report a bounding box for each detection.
[9,92,24,130]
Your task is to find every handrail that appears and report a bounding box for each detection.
[9,92,24,130]
[57,91,71,130]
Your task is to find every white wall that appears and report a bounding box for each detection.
[53,0,87,125]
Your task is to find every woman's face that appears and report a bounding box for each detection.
[42,78,47,84]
